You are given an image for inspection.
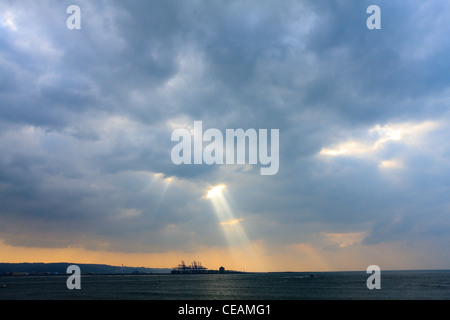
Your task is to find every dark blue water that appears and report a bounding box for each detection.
[0,270,449,300]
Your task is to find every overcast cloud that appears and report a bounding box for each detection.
[0,0,449,270]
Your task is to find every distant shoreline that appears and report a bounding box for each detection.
[0,272,171,277]
[0,262,171,276]
[1,263,449,275]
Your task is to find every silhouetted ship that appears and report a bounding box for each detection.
[171,260,241,274]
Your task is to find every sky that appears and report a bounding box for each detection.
[0,0,449,272]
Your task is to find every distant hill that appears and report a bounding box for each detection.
[0,263,171,275]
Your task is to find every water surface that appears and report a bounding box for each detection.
[0,270,449,300]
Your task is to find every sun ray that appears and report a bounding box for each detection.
[205,184,265,271]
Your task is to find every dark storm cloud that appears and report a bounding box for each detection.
[0,0,449,263]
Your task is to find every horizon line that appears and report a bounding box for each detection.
[1,262,449,274]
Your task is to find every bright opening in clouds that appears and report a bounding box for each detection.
[206,184,226,199]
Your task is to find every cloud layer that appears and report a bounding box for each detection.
[0,0,449,270]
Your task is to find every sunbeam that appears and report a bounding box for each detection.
[205,184,265,271]
[146,172,174,211]
[156,175,173,210]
